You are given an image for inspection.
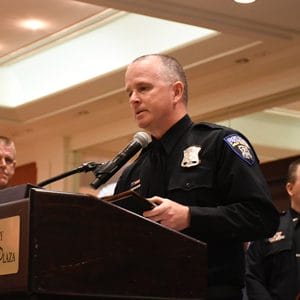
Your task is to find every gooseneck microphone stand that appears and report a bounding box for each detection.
[37,161,102,187]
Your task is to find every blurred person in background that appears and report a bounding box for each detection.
[245,158,300,300]
[0,136,16,189]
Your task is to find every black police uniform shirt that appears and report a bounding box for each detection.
[115,114,279,291]
[245,209,300,300]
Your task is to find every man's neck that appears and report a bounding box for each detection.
[151,112,187,139]
[291,202,300,214]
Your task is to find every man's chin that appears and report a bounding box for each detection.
[135,116,151,129]
[0,178,8,188]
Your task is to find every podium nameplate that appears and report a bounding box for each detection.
[0,216,20,275]
[0,196,30,294]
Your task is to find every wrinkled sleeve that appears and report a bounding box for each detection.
[189,132,279,242]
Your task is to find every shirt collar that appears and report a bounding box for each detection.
[152,114,193,155]
[290,207,300,220]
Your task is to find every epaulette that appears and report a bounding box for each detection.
[194,121,258,165]
[194,122,228,130]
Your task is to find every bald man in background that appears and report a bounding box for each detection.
[0,136,16,189]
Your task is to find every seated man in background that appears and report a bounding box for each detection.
[0,136,16,189]
[245,158,300,300]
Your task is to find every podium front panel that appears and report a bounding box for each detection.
[29,189,207,299]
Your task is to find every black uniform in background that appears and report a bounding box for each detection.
[245,209,300,300]
[115,115,279,300]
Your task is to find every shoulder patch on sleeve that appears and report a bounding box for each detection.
[223,134,256,165]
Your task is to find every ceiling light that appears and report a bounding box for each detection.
[20,19,47,30]
[234,0,256,3]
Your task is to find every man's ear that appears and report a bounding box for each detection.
[286,182,293,197]
[172,81,184,104]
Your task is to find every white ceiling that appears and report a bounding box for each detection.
[0,0,299,164]
[0,0,106,62]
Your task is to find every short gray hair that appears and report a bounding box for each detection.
[131,54,188,104]
[287,158,300,184]
[0,136,16,157]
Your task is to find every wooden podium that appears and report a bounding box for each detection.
[0,185,207,300]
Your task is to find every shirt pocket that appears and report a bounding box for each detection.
[168,165,214,190]
[167,166,216,206]
[264,238,295,281]
[265,238,293,256]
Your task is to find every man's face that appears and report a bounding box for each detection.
[125,57,178,136]
[287,165,300,210]
[0,143,16,188]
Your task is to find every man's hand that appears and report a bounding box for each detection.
[143,196,191,231]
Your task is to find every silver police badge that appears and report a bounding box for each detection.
[181,146,201,167]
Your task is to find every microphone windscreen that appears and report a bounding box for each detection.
[133,132,151,148]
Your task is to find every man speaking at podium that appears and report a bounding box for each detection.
[114,54,279,300]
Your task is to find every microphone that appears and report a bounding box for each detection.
[90,132,151,189]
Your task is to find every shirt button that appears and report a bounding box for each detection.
[185,182,191,188]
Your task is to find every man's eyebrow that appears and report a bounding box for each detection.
[125,86,131,93]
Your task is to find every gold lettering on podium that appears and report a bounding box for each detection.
[0,216,20,275]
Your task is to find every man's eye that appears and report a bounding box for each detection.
[138,86,148,93]
[4,158,14,165]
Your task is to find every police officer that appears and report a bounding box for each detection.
[115,54,279,300]
[245,158,300,300]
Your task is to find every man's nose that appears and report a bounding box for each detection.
[0,157,7,166]
[129,91,140,104]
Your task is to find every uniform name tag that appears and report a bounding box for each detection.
[268,231,285,243]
